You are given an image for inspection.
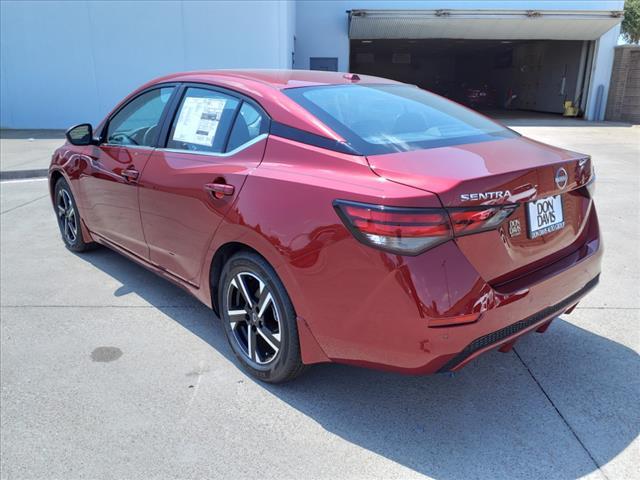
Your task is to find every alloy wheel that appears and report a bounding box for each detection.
[226,271,282,365]
[57,189,78,244]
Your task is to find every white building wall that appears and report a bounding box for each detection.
[283,0,296,69]
[0,0,294,129]
[586,24,622,121]
[0,0,622,127]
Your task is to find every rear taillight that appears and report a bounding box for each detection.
[334,201,451,255]
[448,205,518,236]
[334,200,516,255]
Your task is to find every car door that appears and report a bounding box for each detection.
[139,85,269,285]
[81,86,176,259]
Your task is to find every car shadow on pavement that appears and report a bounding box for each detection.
[80,247,640,479]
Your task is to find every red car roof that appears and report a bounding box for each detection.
[117,70,400,144]
[152,69,399,89]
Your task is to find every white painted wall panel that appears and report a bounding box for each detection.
[0,0,622,127]
[1,1,100,128]
[0,0,294,128]
[586,24,622,120]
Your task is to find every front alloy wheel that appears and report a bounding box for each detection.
[57,189,78,244]
[53,177,94,252]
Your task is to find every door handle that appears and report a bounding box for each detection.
[121,168,139,182]
[204,182,235,199]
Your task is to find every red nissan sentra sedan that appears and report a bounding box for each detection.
[49,70,601,383]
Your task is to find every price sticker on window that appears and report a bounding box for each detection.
[172,96,227,147]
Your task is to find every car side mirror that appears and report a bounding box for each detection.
[65,123,95,146]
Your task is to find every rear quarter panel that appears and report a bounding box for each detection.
[201,135,453,365]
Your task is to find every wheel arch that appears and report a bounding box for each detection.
[49,169,65,201]
[49,167,94,245]
[207,239,330,366]
[209,241,264,315]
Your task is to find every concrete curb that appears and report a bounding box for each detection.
[0,169,48,181]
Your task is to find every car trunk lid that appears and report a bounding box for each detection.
[367,136,594,285]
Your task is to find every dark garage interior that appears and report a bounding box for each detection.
[350,39,594,117]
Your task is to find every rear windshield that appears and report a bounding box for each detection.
[283,84,517,155]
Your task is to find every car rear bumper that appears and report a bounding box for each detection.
[398,232,602,375]
[436,273,599,373]
[308,220,602,375]
[290,196,602,374]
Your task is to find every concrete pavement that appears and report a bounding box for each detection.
[0,123,639,479]
[0,130,64,176]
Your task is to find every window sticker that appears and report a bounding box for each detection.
[172,96,227,147]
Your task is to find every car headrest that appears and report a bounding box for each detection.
[393,112,428,134]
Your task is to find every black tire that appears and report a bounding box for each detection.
[219,251,305,383]
[54,177,95,252]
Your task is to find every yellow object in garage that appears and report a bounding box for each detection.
[563,100,579,117]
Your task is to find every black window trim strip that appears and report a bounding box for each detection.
[269,121,360,156]
[156,83,187,149]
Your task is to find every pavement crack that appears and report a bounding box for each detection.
[1,194,49,215]
[513,347,609,480]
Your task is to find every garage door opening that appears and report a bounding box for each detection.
[350,39,594,118]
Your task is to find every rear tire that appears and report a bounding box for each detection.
[219,251,306,383]
[54,177,95,252]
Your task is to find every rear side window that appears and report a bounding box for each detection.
[226,102,267,152]
[167,88,239,153]
[283,84,517,155]
[107,87,174,147]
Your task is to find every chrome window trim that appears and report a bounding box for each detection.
[159,133,268,158]
[101,143,156,151]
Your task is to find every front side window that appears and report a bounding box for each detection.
[107,87,174,147]
[283,84,518,155]
[167,88,239,153]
